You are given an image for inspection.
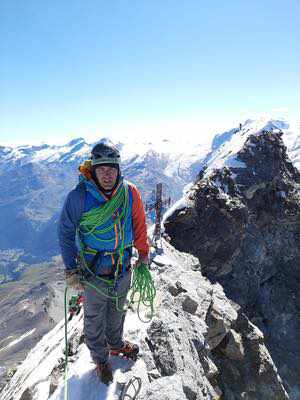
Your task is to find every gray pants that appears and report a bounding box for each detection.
[83,270,132,364]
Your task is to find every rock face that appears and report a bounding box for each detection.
[0,241,288,400]
[143,243,287,400]
[164,130,300,398]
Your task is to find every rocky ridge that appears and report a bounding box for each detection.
[0,117,298,280]
[164,129,300,398]
[1,241,288,400]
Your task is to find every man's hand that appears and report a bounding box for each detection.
[134,254,149,269]
[65,270,83,290]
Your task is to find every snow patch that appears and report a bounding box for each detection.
[162,196,187,223]
[0,329,36,353]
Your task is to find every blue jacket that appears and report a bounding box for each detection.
[58,177,133,274]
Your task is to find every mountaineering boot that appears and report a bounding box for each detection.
[96,361,113,385]
[110,340,139,361]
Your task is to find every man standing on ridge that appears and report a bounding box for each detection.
[58,142,149,385]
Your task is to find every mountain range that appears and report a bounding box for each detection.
[0,116,298,280]
[0,134,211,281]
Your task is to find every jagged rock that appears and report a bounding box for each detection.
[143,242,287,399]
[165,130,300,397]
[0,240,289,400]
[139,375,191,400]
[20,387,34,400]
[167,280,188,297]
[212,311,288,399]
[220,329,245,360]
[205,287,238,350]
[181,294,199,314]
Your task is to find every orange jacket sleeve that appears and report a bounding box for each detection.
[128,182,149,258]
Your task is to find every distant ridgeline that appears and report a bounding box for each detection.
[0,117,298,282]
[0,137,207,281]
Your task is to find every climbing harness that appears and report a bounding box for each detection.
[79,262,156,320]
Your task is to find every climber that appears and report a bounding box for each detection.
[58,142,149,385]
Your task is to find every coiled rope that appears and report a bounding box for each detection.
[129,263,156,323]
[78,182,129,281]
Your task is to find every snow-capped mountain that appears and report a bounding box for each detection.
[202,116,300,174]
[163,116,299,224]
[0,135,209,281]
[0,135,209,175]
[163,122,300,398]
[1,114,299,398]
[1,116,299,281]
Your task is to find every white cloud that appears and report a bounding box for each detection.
[271,107,289,113]
[84,114,234,146]
[1,108,298,148]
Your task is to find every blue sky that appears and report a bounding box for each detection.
[1,0,299,146]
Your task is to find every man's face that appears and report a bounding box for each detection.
[95,165,118,190]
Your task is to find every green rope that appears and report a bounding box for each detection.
[79,184,128,238]
[79,262,156,319]
[77,250,130,313]
[81,279,128,312]
[78,182,129,283]
[129,263,156,322]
